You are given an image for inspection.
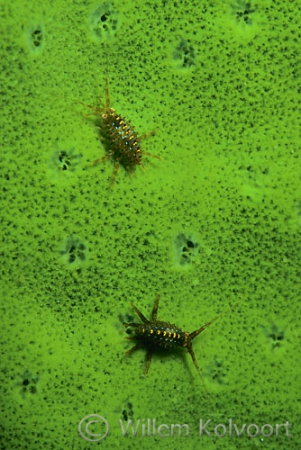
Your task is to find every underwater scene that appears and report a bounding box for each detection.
[1,0,300,449]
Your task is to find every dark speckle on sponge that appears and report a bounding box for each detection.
[59,236,89,269]
[89,3,121,42]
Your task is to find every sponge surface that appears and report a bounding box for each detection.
[1,1,300,448]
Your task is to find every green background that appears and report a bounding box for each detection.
[1,0,300,448]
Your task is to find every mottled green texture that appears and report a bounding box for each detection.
[1,0,300,449]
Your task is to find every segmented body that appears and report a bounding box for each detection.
[102,108,142,168]
[123,295,230,390]
[82,56,159,188]
[134,321,188,349]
